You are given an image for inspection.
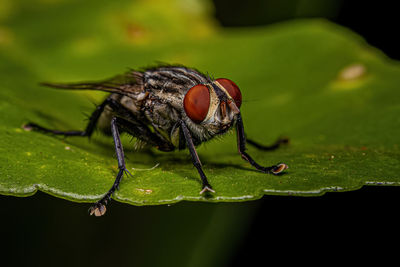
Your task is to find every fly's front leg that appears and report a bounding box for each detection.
[180,121,215,194]
[246,137,289,151]
[24,97,112,137]
[89,117,130,216]
[236,114,288,174]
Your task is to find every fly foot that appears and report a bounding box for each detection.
[89,202,107,217]
[200,185,215,194]
[271,163,289,174]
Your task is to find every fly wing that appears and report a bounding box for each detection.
[41,71,144,96]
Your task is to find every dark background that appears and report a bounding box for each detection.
[1,1,399,266]
[214,0,400,60]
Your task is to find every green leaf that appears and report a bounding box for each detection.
[1,0,399,207]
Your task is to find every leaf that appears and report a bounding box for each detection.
[0,0,399,207]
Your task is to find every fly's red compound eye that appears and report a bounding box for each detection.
[216,78,242,108]
[183,84,210,123]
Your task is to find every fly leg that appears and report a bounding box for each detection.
[24,97,113,137]
[236,113,288,174]
[246,137,289,151]
[104,101,175,152]
[116,118,175,152]
[89,117,128,216]
[180,121,215,194]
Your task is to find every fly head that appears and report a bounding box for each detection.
[183,78,242,136]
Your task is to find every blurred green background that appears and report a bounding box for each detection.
[1,0,399,266]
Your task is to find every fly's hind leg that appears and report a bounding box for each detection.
[24,97,113,137]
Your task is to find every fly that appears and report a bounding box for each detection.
[24,65,289,216]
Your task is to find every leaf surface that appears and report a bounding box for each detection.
[1,0,399,206]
